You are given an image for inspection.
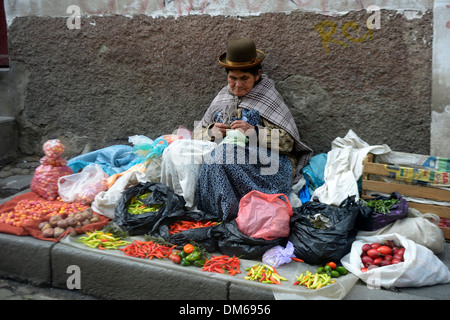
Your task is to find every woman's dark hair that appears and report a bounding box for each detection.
[225,64,262,77]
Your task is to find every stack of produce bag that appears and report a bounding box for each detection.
[30,139,73,200]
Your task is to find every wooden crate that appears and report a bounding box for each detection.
[362,153,450,240]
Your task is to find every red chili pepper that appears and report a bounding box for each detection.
[202,255,241,276]
[291,257,304,263]
[169,220,218,235]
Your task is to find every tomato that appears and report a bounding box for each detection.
[362,244,372,253]
[169,254,181,264]
[377,246,392,256]
[367,248,380,259]
[373,258,383,266]
[384,240,396,248]
[381,259,391,266]
[183,243,195,254]
[393,254,403,261]
[360,267,368,273]
[371,243,381,250]
[391,258,402,264]
[326,262,337,270]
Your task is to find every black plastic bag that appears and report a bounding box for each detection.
[356,192,409,231]
[288,196,366,265]
[114,182,186,236]
[208,220,287,260]
[150,210,219,252]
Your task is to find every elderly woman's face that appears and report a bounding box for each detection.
[227,69,262,97]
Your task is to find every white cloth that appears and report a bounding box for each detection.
[313,130,391,206]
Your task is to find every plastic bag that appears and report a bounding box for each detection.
[126,136,169,169]
[114,182,186,235]
[58,164,109,205]
[30,139,73,200]
[91,170,149,219]
[150,210,219,252]
[356,192,408,231]
[208,220,286,260]
[289,196,367,265]
[341,233,450,289]
[262,241,295,268]
[236,191,293,241]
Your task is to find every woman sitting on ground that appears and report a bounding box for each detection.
[194,37,313,221]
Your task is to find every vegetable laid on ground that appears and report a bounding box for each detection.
[244,263,287,284]
[77,230,131,250]
[293,270,336,289]
[120,239,176,259]
[202,255,241,275]
[39,208,100,238]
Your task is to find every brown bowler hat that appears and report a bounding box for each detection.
[218,37,265,69]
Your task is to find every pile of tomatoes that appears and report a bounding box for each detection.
[360,240,406,272]
[169,243,205,267]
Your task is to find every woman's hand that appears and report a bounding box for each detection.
[230,120,255,136]
[210,122,229,139]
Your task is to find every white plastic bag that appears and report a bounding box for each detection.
[341,233,450,289]
[58,164,108,205]
[160,139,216,209]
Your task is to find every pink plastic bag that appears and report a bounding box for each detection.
[236,190,293,240]
[30,139,73,200]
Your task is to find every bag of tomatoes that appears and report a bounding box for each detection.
[341,233,450,289]
[30,139,73,200]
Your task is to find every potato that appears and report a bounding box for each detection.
[74,212,84,222]
[42,228,54,238]
[57,219,69,229]
[83,208,93,219]
[38,221,48,230]
[53,227,65,238]
[49,215,62,227]
[66,217,78,227]
[90,215,99,223]
[81,218,90,226]
[41,222,52,231]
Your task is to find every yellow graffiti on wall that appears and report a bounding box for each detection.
[314,20,374,54]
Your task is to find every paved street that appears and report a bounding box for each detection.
[0,277,96,300]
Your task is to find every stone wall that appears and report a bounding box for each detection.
[4,7,433,159]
